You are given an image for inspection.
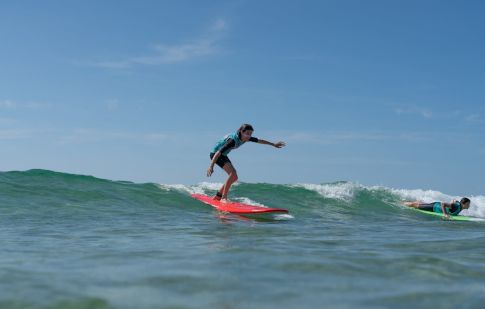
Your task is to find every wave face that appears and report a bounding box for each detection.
[1,169,484,308]
[3,169,483,217]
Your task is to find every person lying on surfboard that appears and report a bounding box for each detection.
[206,123,285,203]
[403,197,471,219]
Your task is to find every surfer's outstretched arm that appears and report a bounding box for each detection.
[257,139,286,148]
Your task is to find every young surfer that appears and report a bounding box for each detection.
[207,124,286,203]
[403,197,471,219]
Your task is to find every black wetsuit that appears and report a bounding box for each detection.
[210,136,259,168]
[418,202,462,215]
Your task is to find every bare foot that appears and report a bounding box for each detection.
[221,198,232,203]
[403,201,419,208]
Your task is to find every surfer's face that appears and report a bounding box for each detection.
[241,130,253,142]
[463,201,470,209]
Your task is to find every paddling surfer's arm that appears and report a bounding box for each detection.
[257,139,286,148]
[440,202,451,219]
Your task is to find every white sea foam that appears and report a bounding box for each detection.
[387,188,454,203]
[273,213,294,220]
[193,182,225,192]
[233,197,265,207]
[158,184,206,194]
[465,195,485,218]
[158,183,191,192]
[158,182,227,195]
[293,182,357,200]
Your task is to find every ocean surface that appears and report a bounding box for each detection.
[1,169,484,309]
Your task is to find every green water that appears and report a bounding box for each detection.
[1,170,484,308]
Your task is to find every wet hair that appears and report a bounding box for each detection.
[239,124,254,133]
[460,197,470,205]
[237,124,254,139]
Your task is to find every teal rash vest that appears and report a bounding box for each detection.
[211,132,245,156]
[433,201,462,216]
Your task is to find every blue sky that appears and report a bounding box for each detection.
[1,0,484,195]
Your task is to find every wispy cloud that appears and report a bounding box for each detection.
[0,126,171,143]
[275,130,471,145]
[0,118,17,126]
[0,100,16,109]
[465,113,480,122]
[279,55,319,62]
[394,105,433,118]
[397,132,433,142]
[450,109,483,123]
[280,131,389,145]
[105,99,120,111]
[0,129,36,140]
[92,19,228,69]
[0,99,51,110]
[60,129,171,144]
[392,104,484,123]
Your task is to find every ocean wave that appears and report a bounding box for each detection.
[1,169,484,218]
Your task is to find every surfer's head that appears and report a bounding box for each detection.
[460,197,471,209]
[238,123,254,142]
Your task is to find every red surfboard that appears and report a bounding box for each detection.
[191,194,288,215]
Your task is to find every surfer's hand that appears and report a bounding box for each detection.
[274,141,286,148]
[207,166,214,177]
[444,214,451,220]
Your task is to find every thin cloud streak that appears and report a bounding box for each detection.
[59,129,171,144]
[0,100,16,109]
[0,129,38,140]
[465,113,480,122]
[394,106,433,119]
[0,118,17,126]
[392,104,483,123]
[0,99,51,110]
[92,19,227,69]
[283,131,390,145]
[277,130,472,145]
[0,126,172,143]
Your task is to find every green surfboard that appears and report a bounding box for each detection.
[413,209,483,221]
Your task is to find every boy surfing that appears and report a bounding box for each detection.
[403,197,471,219]
[207,124,285,203]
